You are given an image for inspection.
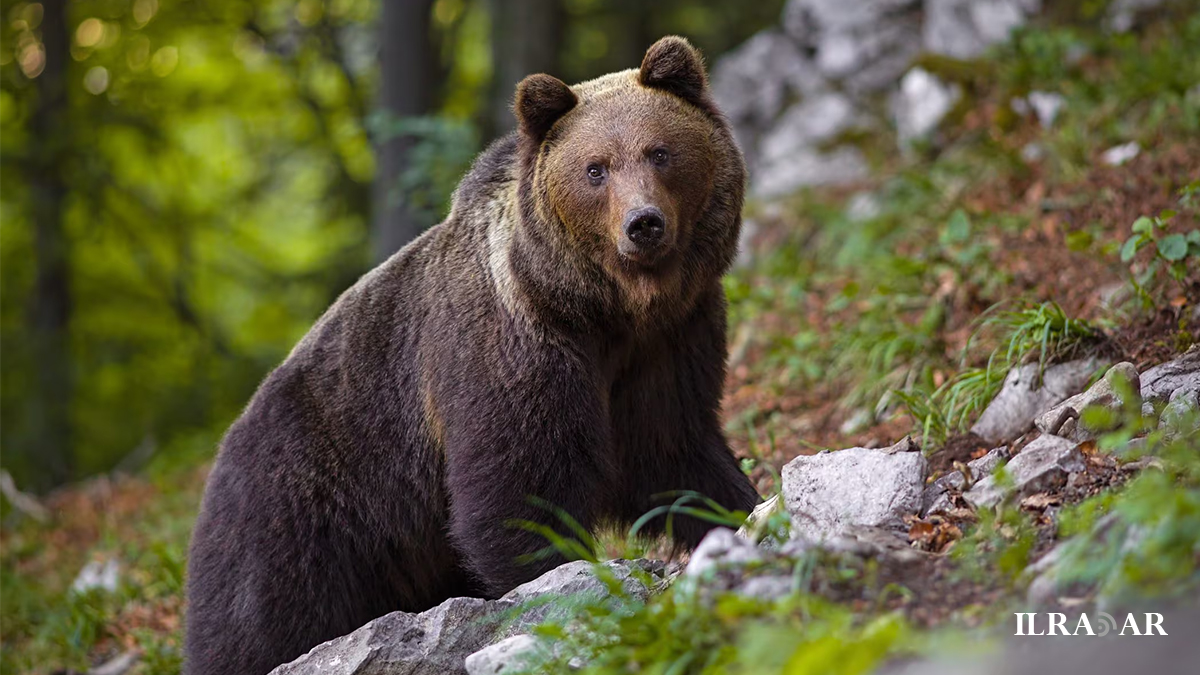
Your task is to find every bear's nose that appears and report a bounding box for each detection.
[623,207,665,247]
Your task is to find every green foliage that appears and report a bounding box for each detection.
[369,113,481,229]
[517,569,911,675]
[1120,182,1200,308]
[1047,404,1200,605]
[1,0,378,489]
[951,467,1039,584]
[897,301,1100,447]
[0,467,199,674]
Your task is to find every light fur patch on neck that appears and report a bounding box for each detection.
[485,188,527,321]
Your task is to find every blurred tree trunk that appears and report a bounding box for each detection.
[608,0,655,75]
[372,0,439,263]
[28,0,73,489]
[484,0,564,140]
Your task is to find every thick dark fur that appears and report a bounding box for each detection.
[184,36,758,675]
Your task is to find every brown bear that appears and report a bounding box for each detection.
[184,36,758,675]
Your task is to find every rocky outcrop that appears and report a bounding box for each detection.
[712,0,1166,199]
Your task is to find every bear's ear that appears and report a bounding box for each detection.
[639,36,711,111]
[514,74,578,141]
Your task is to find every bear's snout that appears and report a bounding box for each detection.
[619,205,671,262]
[624,207,665,246]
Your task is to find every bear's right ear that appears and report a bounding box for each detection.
[514,74,578,141]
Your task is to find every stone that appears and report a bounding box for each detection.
[71,559,120,595]
[1139,347,1200,414]
[970,359,1106,444]
[1107,0,1169,33]
[464,635,543,675]
[503,559,663,604]
[964,435,1085,509]
[1020,142,1045,162]
[824,525,928,565]
[1102,141,1140,166]
[736,575,796,600]
[271,597,508,675]
[753,146,870,198]
[685,527,764,578]
[845,191,882,222]
[1027,90,1065,127]
[272,559,664,675]
[1035,362,1140,442]
[967,446,1011,477]
[894,67,960,145]
[1160,385,1200,435]
[781,443,927,542]
[785,0,922,92]
[736,493,784,542]
[751,92,872,197]
[89,652,139,675]
[839,407,875,435]
[923,0,1041,60]
[921,471,965,517]
[710,30,824,132]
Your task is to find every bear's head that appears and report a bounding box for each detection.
[512,36,744,319]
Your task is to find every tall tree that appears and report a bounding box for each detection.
[484,0,564,140]
[372,0,440,263]
[27,0,72,489]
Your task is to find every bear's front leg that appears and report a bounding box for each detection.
[613,290,760,550]
[437,340,617,597]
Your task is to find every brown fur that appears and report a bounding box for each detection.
[184,36,757,675]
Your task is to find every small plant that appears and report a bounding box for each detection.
[1120,190,1200,308]
[979,301,1099,378]
[1040,400,1200,606]
[897,301,1100,447]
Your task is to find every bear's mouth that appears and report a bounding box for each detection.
[616,244,676,273]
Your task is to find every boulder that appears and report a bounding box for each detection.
[970,359,1106,444]
[752,146,870,198]
[785,0,922,93]
[710,29,824,132]
[781,440,927,541]
[1139,347,1200,414]
[964,435,1085,509]
[504,559,664,604]
[271,559,665,675]
[271,597,508,675]
[1035,362,1140,442]
[752,92,871,197]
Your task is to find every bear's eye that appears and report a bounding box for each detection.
[651,148,670,166]
[586,164,605,183]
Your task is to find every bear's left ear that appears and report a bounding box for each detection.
[639,36,712,112]
[515,73,578,142]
